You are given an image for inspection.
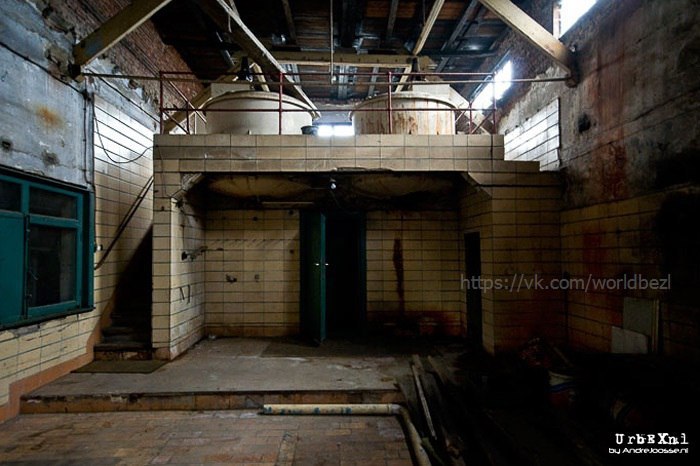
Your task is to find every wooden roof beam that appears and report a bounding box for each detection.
[385,0,400,41]
[435,1,481,72]
[231,50,435,68]
[367,66,380,98]
[72,0,174,75]
[396,0,446,91]
[199,0,319,114]
[280,0,298,44]
[477,0,578,84]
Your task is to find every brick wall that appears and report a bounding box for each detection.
[48,0,201,106]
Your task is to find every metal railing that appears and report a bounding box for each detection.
[81,70,569,136]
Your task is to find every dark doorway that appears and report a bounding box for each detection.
[300,211,366,343]
[464,232,483,346]
[300,211,327,344]
[326,212,366,337]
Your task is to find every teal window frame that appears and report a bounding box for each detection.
[0,170,94,329]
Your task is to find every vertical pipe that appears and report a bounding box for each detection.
[278,71,284,135]
[159,71,164,134]
[491,73,497,130]
[185,99,190,134]
[469,102,473,134]
[329,0,334,83]
[387,71,393,134]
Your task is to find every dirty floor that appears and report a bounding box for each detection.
[0,410,412,465]
[28,337,434,397]
[2,337,460,465]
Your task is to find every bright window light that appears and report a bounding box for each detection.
[317,124,354,137]
[556,0,597,37]
[472,60,513,111]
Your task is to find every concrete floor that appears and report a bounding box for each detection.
[0,410,413,465]
[3,337,448,465]
[29,337,417,397]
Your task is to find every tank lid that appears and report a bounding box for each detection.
[202,90,315,112]
[351,91,456,116]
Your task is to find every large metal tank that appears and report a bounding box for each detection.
[201,90,314,134]
[351,91,456,135]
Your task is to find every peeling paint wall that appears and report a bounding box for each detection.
[495,0,700,359]
[0,1,88,186]
[0,0,198,420]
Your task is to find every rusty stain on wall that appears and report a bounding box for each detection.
[392,238,406,318]
[35,105,63,129]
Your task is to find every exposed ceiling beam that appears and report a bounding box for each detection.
[435,1,481,72]
[340,0,360,48]
[424,50,496,58]
[250,62,271,91]
[476,0,578,83]
[396,0,445,91]
[385,0,400,41]
[199,0,318,114]
[412,0,446,55]
[72,0,174,72]
[337,66,349,100]
[231,50,435,68]
[280,0,298,44]
[367,66,380,97]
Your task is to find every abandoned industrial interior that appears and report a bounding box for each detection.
[0,0,699,464]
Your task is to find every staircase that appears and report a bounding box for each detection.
[94,228,153,360]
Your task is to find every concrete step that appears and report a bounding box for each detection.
[102,326,144,336]
[94,341,152,361]
[20,389,405,414]
[100,333,150,344]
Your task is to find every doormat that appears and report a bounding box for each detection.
[74,360,166,374]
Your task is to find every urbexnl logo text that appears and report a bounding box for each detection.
[609,433,690,456]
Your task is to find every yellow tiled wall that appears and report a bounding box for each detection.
[503,99,560,171]
[152,195,206,360]
[460,174,563,353]
[561,186,700,360]
[93,96,155,323]
[204,209,300,337]
[366,210,463,335]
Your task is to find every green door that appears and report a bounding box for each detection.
[0,211,25,325]
[300,211,326,344]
